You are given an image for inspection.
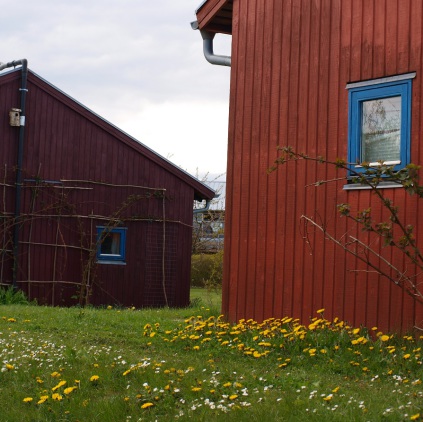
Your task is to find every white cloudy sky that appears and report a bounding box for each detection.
[0,0,231,186]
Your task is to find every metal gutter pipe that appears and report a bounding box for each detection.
[0,59,28,289]
[191,21,231,67]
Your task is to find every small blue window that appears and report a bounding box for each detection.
[96,226,127,263]
[347,73,415,173]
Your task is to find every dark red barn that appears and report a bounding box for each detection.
[195,0,423,332]
[0,63,214,308]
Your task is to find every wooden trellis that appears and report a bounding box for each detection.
[0,174,192,307]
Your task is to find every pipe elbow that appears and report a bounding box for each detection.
[193,199,212,214]
[0,58,28,72]
[193,27,231,67]
[202,38,231,67]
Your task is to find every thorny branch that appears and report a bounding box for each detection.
[270,146,423,307]
[301,215,423,304]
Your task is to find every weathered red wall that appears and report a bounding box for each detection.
[220,0,423,331]
[0,70,213,308]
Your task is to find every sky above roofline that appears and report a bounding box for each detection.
[0,0,231,188]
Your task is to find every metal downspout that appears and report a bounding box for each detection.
[0,59,29,289]
[193,199,212,215]
[191,21,231,67]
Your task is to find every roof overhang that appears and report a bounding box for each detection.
[195,0,233,35]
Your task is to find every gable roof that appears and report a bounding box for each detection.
[195,0,233,34]
[0,68,215,202]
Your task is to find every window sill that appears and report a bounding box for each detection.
[343,181,404,191]
[96,260,127,266]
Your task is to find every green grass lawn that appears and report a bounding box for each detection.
[190,287,222,312]
[0,300,422,421]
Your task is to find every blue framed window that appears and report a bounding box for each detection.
[347,73,415,173]
[96,226,127,263]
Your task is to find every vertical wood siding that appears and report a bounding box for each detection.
[224,0,423,332]
[0,70,211,308]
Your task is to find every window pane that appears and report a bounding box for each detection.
[100,232,121,255]
[361,96,401,163]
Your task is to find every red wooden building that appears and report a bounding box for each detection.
[0,63,214,308]
[195,0,423,332]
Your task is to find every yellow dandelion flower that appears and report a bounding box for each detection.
[107,305,113,310]
[52,380,67,391]
[5,364,14,370]
[352,328,360,335]
[404,354,411,359]
[123,370,131,376]
[90,375,99,382]
[141,402,154,409]
[191,387,202,392]
[37,396,48,405]
[50,371,61,378]
[23,397,33,403]
[52,393,63,401]
[332,386,340,393]
[380,335,390,342]
[410,414,420,421]
[316,308,325,314]
[229,394,238,400]
[193,346,200,351]
[7,318,16,323]
[64,387,77,395]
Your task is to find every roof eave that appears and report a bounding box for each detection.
[195,0,233,35]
